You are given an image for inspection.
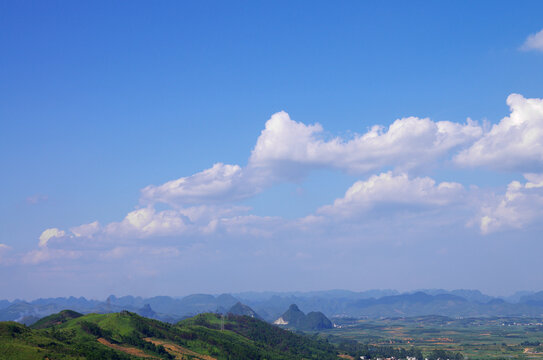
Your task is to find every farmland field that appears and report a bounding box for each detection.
[323,316,543,359]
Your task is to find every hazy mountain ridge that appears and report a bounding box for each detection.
[3,289,543,325]
[228,302,263,320]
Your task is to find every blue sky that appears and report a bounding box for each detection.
[1,1,543,300]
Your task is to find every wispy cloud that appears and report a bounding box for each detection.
[521,28,543,52]
[0,244,11,256]
[22,248,82,265]
[0,244,14,266]
[26,194,48,205]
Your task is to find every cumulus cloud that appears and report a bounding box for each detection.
[140,111,481,208]
[55,204,254,244]
[22,205,283,264]
[71,221,100,238]
[140,163,260,206]
[525,173,543,188]
[521,28,543,52]
[250,111,482,176]
[316,172,465,218]
[103,207,190,239]
[29,94,543,264]
[28,106,487,254]
[38,228,66,247]
[455,94,543,172]
[478,174,543,234]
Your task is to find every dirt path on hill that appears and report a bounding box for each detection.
[144,338,217,360]
[97,338,156,358]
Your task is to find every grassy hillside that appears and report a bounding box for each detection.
[0,310,339,360]
[31,309,83,329]
[0,320,131,359]
[178,313,337,359]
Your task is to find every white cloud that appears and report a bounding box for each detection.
[71,221,100,238]
[140,163,258,206]
[521,28,543,52]
[455,94,543,172]
[100,246,181,260]
[216,214,282,238]
[0,245,23,267]
[104,207,190,239]
[478,174,543,234]
[140,111,481,207]
[26,194,48,205]
[100,246,132,260]
[32,110,482,255]
[147,246,181,257]
[316,172,465,218]
[525,173,543,189]
[250,111,482,176]
[176,204,250,224]
[22,248,82,265]
[38,228,66,247]
[62,204,254,242]
[0,244,11,265]
[32,95,543,262]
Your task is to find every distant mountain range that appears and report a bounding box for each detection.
[3,289,543,324]
[239,289,543,320]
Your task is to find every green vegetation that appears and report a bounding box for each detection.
[31,309,83,329]
[325,315,543,359]
[0,320,130,359]
[0,311,339,359]
[7,310,543,359]
[338,342,464,360]
[173,312,338,359]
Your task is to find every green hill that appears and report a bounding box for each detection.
[0,320,133,360]
[30,309,83,329]
[0,310,339,359]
